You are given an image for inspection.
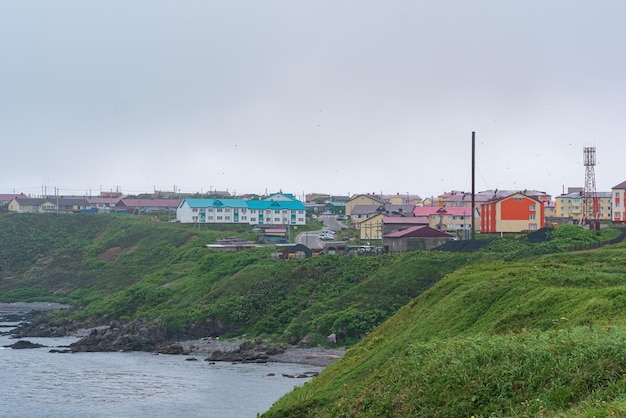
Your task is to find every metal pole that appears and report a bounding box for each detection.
[471,132,476,240]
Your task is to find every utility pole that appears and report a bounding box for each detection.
[471,132,476,240]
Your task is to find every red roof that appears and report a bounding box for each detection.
[382,216,428,225]
[612,181,626,190]
[413,206,473,217]
[384,225,453,238]
[119,199,180,208]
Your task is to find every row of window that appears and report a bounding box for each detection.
[192,207,304,214]
[191,216,305,223]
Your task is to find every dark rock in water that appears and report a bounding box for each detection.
[49,349,72,353]
[185,357,198,361]
[11,315,78,338]
[4,340,46,349]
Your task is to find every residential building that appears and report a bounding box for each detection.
[381,193,422,206]
[87,197,122,212]
[116,198,180,214]
[413,205,479,235]
[358,213,385,241]
[350,204,415,224]
[383,226,454,253]
[555,187,612,223]
[612,181,626,223]
[323,201,346,215]
[345,194,385,216]
[7,197,91,213]
[439,189,551,208]
[8,198,57,213]
[381,216,429,234]
[265,192,297,201]
[0,193,27,206]
[481,192,544,233]
[176,198,306,225]
[305,193,331,203]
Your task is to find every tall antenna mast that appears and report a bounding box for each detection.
[581,146,598,227]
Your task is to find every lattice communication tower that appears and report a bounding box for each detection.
[581,146,598,226]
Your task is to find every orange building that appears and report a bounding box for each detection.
[481,192,545,233]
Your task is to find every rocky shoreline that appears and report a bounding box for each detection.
[5,311,345,367]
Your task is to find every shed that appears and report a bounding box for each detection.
[383,226,455,253]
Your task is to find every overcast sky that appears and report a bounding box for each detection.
[2,1,625,199]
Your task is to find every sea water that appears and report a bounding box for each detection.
[0,312,319,418]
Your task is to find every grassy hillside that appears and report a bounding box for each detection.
[0,213,471,345]
[264,239,626,417]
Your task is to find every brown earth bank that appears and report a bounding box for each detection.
[8,313,345,366]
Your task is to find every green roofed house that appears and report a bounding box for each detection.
[176,197,306,225]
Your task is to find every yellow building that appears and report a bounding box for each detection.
[555,190,612,222]
[358,213,385,241]
[345,194,384,216]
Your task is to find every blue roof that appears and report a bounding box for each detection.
[247,200,306,210]
[182,198,305,210]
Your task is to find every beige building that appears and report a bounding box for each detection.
[555,189,612,222]
[8,198,57,213]
[358,213,385,241]
[345,194,384,216]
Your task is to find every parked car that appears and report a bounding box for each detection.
[336,215,348,221]
[320,234,335,240]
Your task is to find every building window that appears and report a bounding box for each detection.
[225,216,231,221]
[217,216,222,220]
[529,223,537,230]
[529,214,536,220]
[217,208,223,212]
[529,205,536,211]
[192,208,198,212]
[208,208,214,212]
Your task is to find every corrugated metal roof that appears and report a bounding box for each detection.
[382,217,428,224]
[384,225,453,238]
[183,198,305,211]
[413,206,473,216]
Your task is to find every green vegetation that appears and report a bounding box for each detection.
[264,234,626,417]
[0,213,469,343]
[3,213,626,415]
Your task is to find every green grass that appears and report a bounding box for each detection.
[264,242,626,417]
[5,213,626,416]
[0,213,471,342]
